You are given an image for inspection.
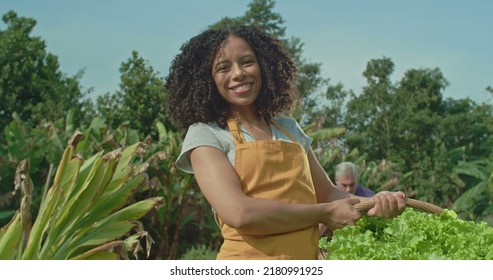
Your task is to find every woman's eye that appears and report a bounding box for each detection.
[216,66,229,73]
[242,59,253,65]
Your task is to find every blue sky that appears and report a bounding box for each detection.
[2,0,492,103]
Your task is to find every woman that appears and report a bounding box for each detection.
[165,25,406,259]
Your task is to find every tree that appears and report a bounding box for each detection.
[210,0,286,39]
[342,57,493,209]
[345,57,396,160]
[439,98,492,160]
[0,10,93,134]
[97,51,170,139]
[391,67,448,167]
[242,0,286,39]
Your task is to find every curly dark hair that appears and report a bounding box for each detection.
[165,25,297,130]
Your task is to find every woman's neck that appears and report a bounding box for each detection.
[236,113,263,126]
[232,110,272,140]
[230,107,260,124]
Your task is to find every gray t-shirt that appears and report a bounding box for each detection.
[175,117,313,173]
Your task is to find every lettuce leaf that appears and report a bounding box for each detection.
[319,208,493,260]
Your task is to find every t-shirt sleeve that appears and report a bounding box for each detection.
[175,123,224,173]
[277,117,313,151]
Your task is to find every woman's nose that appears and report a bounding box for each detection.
[232,64,245,80]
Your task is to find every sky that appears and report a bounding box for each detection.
[2,0,492,104]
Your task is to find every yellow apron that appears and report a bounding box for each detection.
[215,118,319,260]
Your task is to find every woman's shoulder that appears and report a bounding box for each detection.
[273,116,299,125]
[183,121,232,148]
[273,116,312,150]
[188,121,220,130]
[186,121,226,136]
[177,122,231,173]
[273,116,302,131]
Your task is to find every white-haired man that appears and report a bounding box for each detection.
[334,162,374,197]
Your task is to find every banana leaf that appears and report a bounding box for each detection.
[0,131,163,260]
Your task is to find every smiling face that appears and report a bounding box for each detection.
[212,35,262,113]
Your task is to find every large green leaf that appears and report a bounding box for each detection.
[452,182,488,212]
[76,173,148,229]
[50,156,111,237]
[93,197,164,229]
[48,146,144,257]
[454,160,489,182]
[21,136,79,259]
[10,131,163,260]
[37,154,85,258]
[63,222,137,259]
[65,197,163,259]
[0,212,22,259]
[75,222,136,247]
[69,150,104,200]
[110,142,141,191]
[44,147,139,259]
[54,173,148,259]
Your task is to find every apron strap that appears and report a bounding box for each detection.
[227,117,299,144]
[227,118,245,144]
[269,118,298,143]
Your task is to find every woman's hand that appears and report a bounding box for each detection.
[367,191,406,218]
[322,197,362,231]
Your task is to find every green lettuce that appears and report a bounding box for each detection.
[319,208,493,260]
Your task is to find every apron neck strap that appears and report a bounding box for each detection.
[269,118,298,143]
[227,117,300,144]
[227,118,245,144]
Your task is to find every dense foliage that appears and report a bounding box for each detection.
[97,51,171,139]
[344,57,493,210]
[319,208,493,260]
[0,133,164,259]
[0,112,220,259]
[0,11,94,132]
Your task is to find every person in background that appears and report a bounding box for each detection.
[166,25,406,260]
[335,162,375,197]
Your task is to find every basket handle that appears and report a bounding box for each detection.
[354,198,444,215]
